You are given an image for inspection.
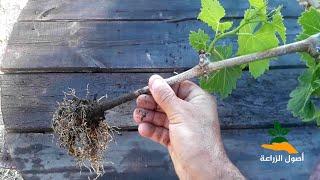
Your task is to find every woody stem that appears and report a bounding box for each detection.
[90,33,320,119]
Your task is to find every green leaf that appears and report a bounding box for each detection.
[200,45,242,98]
[249,0,267,11]
[237,3,286,78]
[312,67,320,96]
[296,8,320,41]
[247,0,267,21]
[198,0,233,33]
[272,7,286,43]
[271,136,288,144]
[248,59,270,79]
[274,121,282,131]
[280,128,290,136]
[238,23,279,78]
[268,129,277,136]
[313,79,320,96]
[300,53,317,68]
[317,118,320,126]
[189,29,210,51]
[312,79,320,91]
[313,79,320,87]
[296,8,320,67]
[288,68,317,121]
[316,112,320,126]
[237,4,286,78]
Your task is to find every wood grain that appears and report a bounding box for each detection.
[1,69,313,132]
[17,0,302,21]
[1,1,316,180]
[2,19,302,72]
[3,126,319,179]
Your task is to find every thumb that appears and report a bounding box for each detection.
[148,75,181,117]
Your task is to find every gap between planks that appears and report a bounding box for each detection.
[17,16,301,23]
[0,65,307,74]
[4,122,316,134]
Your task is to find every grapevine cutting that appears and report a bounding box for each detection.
[52,0,320,177]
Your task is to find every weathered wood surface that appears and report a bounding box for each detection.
[6,19,300,46]
[1,69,313,132]
[2,19,302,73]
[3,127,319,179]
[1,0,317,179]
[17,0,302,21]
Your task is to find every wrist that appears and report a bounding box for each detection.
[180,153,244,180]
[209,160,245,180]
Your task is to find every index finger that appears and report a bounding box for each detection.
[174,80,207,101]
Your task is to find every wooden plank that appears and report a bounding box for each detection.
[18,0,302,21]
[3,126,319,179]
[8,20,301,45]
[1,69,313,132]
[2,131,176,180]
[2,19,303,72]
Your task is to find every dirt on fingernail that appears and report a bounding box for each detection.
[138,109,147,122]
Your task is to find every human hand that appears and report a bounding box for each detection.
[133,75,244,180]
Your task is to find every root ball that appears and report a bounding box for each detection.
[52,89,117,177]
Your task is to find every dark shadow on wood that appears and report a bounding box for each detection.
[2,127,319,179]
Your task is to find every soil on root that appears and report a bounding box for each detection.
[52,89,119,178]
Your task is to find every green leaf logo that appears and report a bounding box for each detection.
[267,121,290,143]
[261,121,298,154]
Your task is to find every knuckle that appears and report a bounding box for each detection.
[160,132,170,146]
[155,87,175,105]
[133,109,137,118]
[167,111,183,124]
[159,93,174,105]
[152,128,162,142]
[201,92,216,104]
[133,109,140,120]
[136,95,142,105]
